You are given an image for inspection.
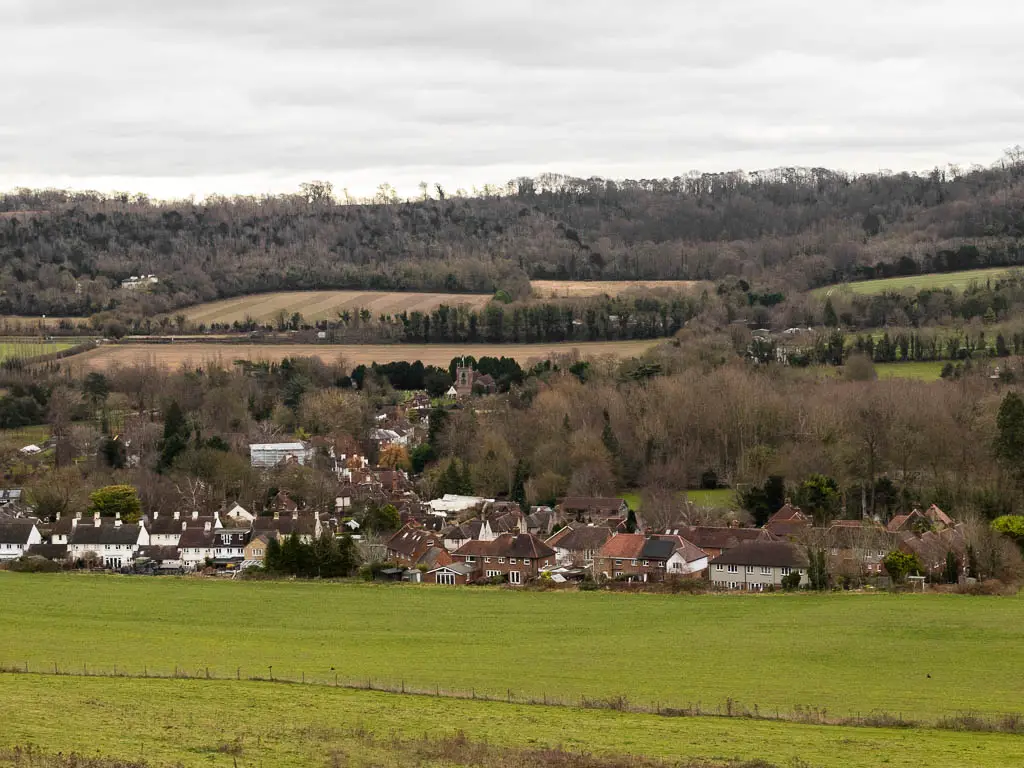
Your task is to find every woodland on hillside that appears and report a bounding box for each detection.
[2,148,1024,318]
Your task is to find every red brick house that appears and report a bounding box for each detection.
[385,524,451,568]
[595,533,708,581]
[763,502,811,538]
[451,533,556,585]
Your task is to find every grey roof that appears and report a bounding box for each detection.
[178,528,215,548]
[26,543,67,560]
[708,541,808,568]
[138,545,181,562]
[430,562,476,576]
[674,526,773,550]
[640,537,677,560]
[0,520,36,545]
[69,523,141,546]
[550,525,614,552]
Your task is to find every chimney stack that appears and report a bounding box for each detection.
[291,509,299,520]
[273,510,280,520]
[94,515,102,528]
[191,510,199,520]
[71,518,78,530]
[173,510,181,521]
[182,521,188,532]
[204,521,212,532]
[115,517,122,528]
[152,510,159,520]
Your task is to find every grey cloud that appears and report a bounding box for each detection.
[2,0,1023,196]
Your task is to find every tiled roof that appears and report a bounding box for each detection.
[709,541,808,568]
[70,523,142,546]
[598,533,645,559]
[673,526,772,550]
[0,520,36,545]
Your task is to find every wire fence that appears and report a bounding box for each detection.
[2,660,1022,736]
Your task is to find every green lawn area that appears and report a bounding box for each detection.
[2,574,1022,721]
[0,424,50,453]
[3,675,1023,768]
[0,338,76,362]
[622,488,735,510]
[874,361,947,381]
[814,267,1017,297]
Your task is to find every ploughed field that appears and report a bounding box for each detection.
[67,340,659,370]
[532,279,704,297]
[2,575,1021,720]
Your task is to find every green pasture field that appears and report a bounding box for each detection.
[0,424,50,452]
[622,488,735,510]
[873,361,947,381]
[814,267,1016,297]
[2,674,1022,768]
[0,338,76,362]
[1,574,1022,721]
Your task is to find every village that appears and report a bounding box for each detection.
[0,433,969,590]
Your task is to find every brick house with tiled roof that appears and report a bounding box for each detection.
[386,524,451,568]
[709,541,808,590]
[451,533,555,585]
[595,533,708,581]
[763,502,811,538]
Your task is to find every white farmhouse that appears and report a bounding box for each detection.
[121,274,159,290]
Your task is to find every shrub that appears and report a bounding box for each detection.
[780,571,801,591]
[7,556,61,573]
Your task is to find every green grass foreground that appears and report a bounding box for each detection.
[2,574,1022,720]
[2,675,1023,768]
[815,267,1017,297]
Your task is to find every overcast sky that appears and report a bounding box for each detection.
[2,0,1023,199]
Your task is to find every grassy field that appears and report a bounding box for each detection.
[0,338,77,362]
[2,574,1022,720]
[532,280,704,298]
[622,488,735,510]
[180,290,493,325]
[874,361,947,381]
[68,340,660,370]
[2,674,1022,768]
[0,424,50,453]
[815,267,1017,297]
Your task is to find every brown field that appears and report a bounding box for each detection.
[69,339,661,370]
[531,279,705,298]
[0,316,84,331]
[180,290,492,325]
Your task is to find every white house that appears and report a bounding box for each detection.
[213,528,250,562]
[178,524,216,569]
[147,510,221,546]
[224,502,255,523]
[249,442,313,468]
[0,520,42,560]
[666,538,710,575]
[68,515,149,569]
[121,274,159,290]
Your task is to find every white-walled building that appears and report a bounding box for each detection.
[68,515,149,569]
[249,442,313,468]
[0,520,42,560]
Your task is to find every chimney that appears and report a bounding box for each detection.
[182,521,188,532]
[204,521,212,532]
[94,515,102,528]
[115,517,122,528]
[173,510,181,520]
[292,509,299,520]
[71,518,78,530]
[55,510,61,521]
[115,511,121,521]
[191,510,199,520]
[152,510,159,520]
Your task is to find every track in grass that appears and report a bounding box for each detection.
[68,340,659,370]
[815,267,1019,297]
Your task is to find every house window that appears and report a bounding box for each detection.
[498,557,505,564]
[631,559,638,566]
[484,557,491,563]
[523,559,531,565]
[715,564,723,571]
[508,571,521,585]
[781,567,791,575]
[729,581,738,589]
[642,560,649,566]
[615,559,622,567]
[436,572,456,586]
[486,570,501,578]
[761,566,772,575]
[509,558,517,564]
[727,564,738,573]
[466,556,475,563]
[746,565,754,573]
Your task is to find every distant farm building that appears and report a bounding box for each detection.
[121,274,159,290]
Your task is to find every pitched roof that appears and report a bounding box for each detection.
[670,536,709,564]
[26,543,67,560]
[640,536,681,561]
[454,533,555,560]
[0,519,37,545]
[252,514,317,536]
[137,545,181,562]
[428,562,476,576]
[178,528,215,548]
[708,541,808,568]
[70,523,142,546]
[598,533,646,559]
[925,504,954,527]
[560,497,626,512]
[386,525,443,558]
[549,525,614,552]
[672,526,771,551]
